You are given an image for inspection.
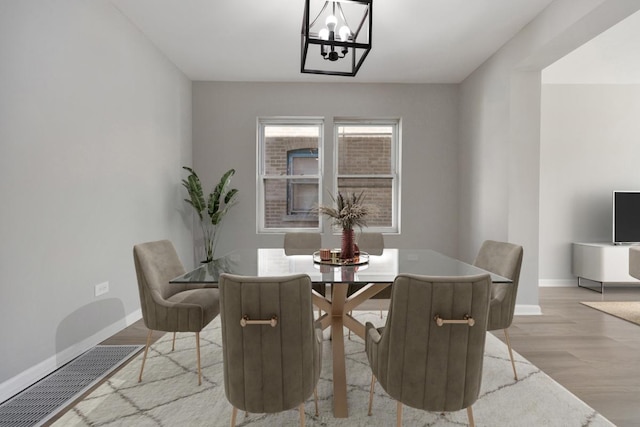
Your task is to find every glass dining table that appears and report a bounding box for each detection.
[171,248,511,418]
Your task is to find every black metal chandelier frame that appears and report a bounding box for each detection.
[301,0,372,77]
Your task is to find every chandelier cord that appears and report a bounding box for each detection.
[309,1,330,29]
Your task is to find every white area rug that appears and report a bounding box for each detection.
[53,312,613,426]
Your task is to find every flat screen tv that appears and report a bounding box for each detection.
[613,191,640,244]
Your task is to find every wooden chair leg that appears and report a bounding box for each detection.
[314,387,319,416]
[138,329,153,382]
[196,332,202,385]
[172,332,176,351]
[299,403,305,427]
[504,328,518,380]
[467,406,475,427]
[396,401,403,427]
[368,375,376,416]
[230,406,237,427]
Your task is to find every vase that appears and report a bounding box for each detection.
[341,267,355,281]
[341,228,355,260]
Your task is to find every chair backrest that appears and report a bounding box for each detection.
[357,232,384,256]
[370,273,491,412]
[473,240,523,328]
[133,240,187,329]
[218,273,321,414]
[283,232,321,255]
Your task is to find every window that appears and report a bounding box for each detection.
[257,117,400,233]
[334,119,401,232]
[258,118,322,232]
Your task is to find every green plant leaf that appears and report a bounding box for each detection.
[211,209,224,225]
[214,170,235,209]
[224,188,239,204]
[207,192,216,221]
[208,169,235,218]
[182,166,205,221]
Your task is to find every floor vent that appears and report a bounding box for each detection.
[0,345,142,427]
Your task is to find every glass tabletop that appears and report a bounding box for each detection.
[170,248,511,284]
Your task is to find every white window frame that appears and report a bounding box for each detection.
[333,118,402,234]
[257,117,324,233]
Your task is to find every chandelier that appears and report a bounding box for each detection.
[301,0,372,77]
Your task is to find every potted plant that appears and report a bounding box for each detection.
[316,191,370,260]
[182,166,238,263]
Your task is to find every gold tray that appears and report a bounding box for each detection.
[312,251,369,266]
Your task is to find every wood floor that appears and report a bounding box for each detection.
[48,285,640,426]
[506,285,640,427]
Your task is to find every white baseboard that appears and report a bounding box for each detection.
[514,304,542,315]
[0,309,142,404]
[539,279,577,287]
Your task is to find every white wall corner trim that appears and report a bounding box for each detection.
[0,309,142,404]
[515,304,542,316]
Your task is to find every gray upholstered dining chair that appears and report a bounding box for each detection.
[218,273,323,427]
[283,232,321,255]
[357,232,384,256]
[133,240,220,385]
[357,233,387,305]
[630,246,640,280]
[284,232,325,316]
[473,240,524,380]
[365,273,492,427]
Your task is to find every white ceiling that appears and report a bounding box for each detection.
[110,0,555,83]
[543,9,640,84]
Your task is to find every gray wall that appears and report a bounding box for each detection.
[457,0,640,312]
[0,0,192,397]
[192,82,460,257]
[539,84,640,283]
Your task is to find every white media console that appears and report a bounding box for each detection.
[572,242,640,292]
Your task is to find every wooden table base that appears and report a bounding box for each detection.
[312,282,391,418]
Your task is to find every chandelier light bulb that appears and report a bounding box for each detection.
[318,28,329,40]
[339,25,351,41]
[325,14,338,31]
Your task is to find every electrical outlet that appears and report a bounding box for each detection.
[95,281,109,297]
